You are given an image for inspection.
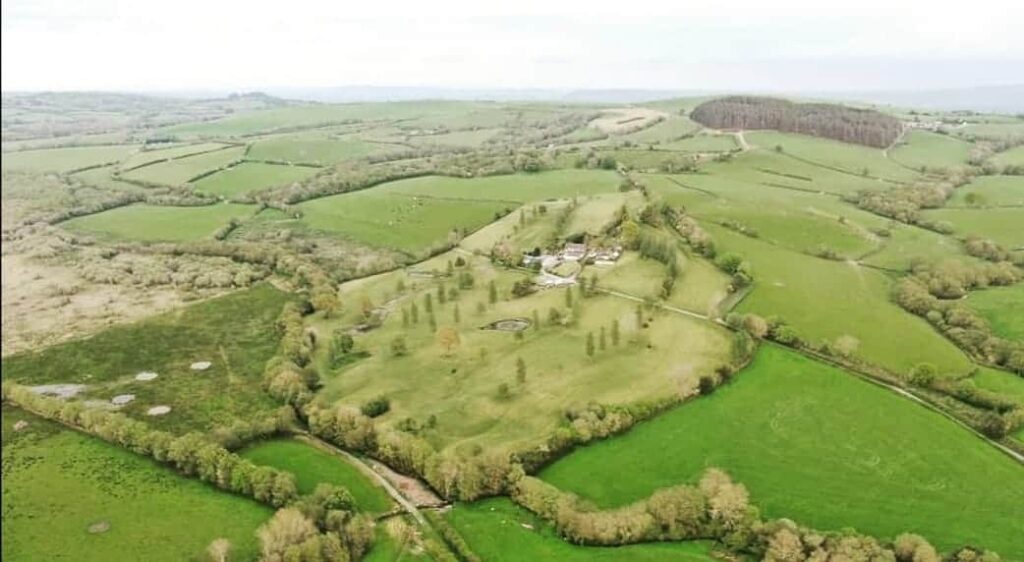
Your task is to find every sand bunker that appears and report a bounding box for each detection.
[190,361,212,371]
[135,371,158,381]
[29,384,87,399]
[111,394,135,405]
[146,405,171,416]
[482,318,531,332]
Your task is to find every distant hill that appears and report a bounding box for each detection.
[829,84,1024,114]
[690,96,904,148]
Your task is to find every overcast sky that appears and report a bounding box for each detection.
[3,0,1023,93]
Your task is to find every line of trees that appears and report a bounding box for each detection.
[2,382,299,508]
[509,468,1002,561]
[690,96,903,148]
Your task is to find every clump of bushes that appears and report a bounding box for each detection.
[360,396,390,418]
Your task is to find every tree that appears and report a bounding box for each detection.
[206,538,232,562]
[257,508,318,561]
[488,280,498,304]
[548,308,563,326]
[411,302,419,324]
[476,301,486,315]
[586,332,595,357]
[424,293,433,313]
[437,282,447,304]
[698,376,716,395]
[565,287,574,308]
[428,311,437,331]
[743,314,768,338]
[908,363,938,386]
[310,289,339,318]
[516,357,527,383]
[361,396,390,417]
[390,336,408,357]
[532,309,540,330]
[329,331,355,366]
[611,319,621,346]
[401,308,409,327]
[621,218,640,249]
[437,326,461,355]
[496,383,511,400]
[599,326,607,350]
[453,304,461,324]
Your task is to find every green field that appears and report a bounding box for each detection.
[379,170,622,203]
[239,438,393,512]
[539,345,1024,556]
[991,145,1024,167]
[1,285,290,433]
[746,131,920,182]
[194,162,319,197]
[119,143,229,170]
[410,128,501,147]
[247,136,393,164]
[965,283,1024,341]
[121,146,245,186]
[947,175,1024,208]
[2,145,136,173]
[447,498,717,561]
[705,224,971,374]
[618,116,702,144]
[2,407,271,562]
[971,367,1024,405]
[314,252,733,454]
[63,202,255,242]
[889,130,973,171]
[659,134,738,152]
[922,207,1024,248]
[297,191,509,254]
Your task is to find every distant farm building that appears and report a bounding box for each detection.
[562,243,587,261]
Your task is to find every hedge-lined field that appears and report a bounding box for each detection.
[2,145,136,173]
[194,162,319,197]
[63,202,256,242]
[539,345,1024,556]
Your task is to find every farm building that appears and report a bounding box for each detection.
[562,243,587,261]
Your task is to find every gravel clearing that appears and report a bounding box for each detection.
[146,405,171,416]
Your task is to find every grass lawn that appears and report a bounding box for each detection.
[1,406,271,562]
[121,146,245,186]
[297,190,510,254]
[377,170,621,203]
[946,175,1024,208]
[965,283,1024,340]
[2,145,136,173]
[922,207,1024,249]
[860,224,968,272]
[539,345,1024,556]
[194,162,319,197]
[705,223,972,375]
[313,252,732,454]
[618,115,702,144]
[239,438,393,512]
[63,202,256,242]
[447,498,717,562]
[0,284,291,433]
[746,131,920,182]
[889,130,974,171]
[587,252,667,300]
[667,252,732,316]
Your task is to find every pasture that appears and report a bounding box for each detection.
[922,207,1024,248]
[990,145,1024,167]
[239,438,393,512]
[63,202,256,242]
[118,142,229,171]
[297,190,510,254]
[246,136,392,164]
[889,130,973,170]
[946,175,1024,207]
[965,283,1024,340]
[2,145,136,173]
[313,251,733,454]
[447,498,717,561]
[539,345,1024,556]
[618,115,702,144]
[120,146,245,186]
[194,162,319,197]
[659,134,738,152]
[2,406,271,562]
[745,131,920,182]
[706,224,972,375]
[377,170,622,203]
[0,284,290,433]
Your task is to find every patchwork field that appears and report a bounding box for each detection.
[247,136,395,164]
[193,162,319,197]
[447,498,717,561]
[0,284,290,433]
[2,406,271,562]
[539,345,1024,556]
[2,145,136,173]
[118,142,229,171]
[63,202,256,242]
[120,146,245,186]
[378,170,622,203]
[239,438,393,512]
